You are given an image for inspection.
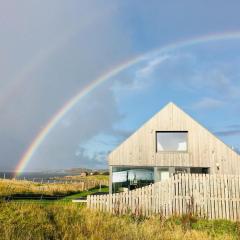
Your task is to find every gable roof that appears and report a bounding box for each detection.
[108,102,240,171]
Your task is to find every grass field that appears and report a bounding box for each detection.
[9,186,109,205]
[1,178,239,239]
[61,186,109,202]
[0,202,239,240]
[0,175,108,197]
[0,179,84,197]
[57,174,109,181]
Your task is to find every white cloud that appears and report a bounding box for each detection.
[135,54,170,78]
[112,54,172,92]
[190,69,240,99]
[193,97,225,110]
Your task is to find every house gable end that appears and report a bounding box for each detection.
[108,102,240,174]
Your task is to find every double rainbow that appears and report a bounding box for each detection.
[14,31,240,176]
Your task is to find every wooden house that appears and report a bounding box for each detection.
[108,102,240,193]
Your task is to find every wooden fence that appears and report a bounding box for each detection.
[87,174,240,221]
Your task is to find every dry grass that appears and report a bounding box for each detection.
[0,179,239,239]
[54,174,109,182]
[0,179,98,196]
[0,202,238,240]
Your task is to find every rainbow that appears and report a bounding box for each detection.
[14,31,240,176]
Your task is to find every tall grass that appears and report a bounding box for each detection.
[55,174,109,181]
[0,202,239,240]
[0,179,99,197]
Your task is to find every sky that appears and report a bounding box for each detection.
[0,1,240,171]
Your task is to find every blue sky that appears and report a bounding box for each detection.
[0,1,240,171]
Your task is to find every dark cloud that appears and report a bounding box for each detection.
[0,1,134,170]
[25,85,125,170]
[1,1,240,171]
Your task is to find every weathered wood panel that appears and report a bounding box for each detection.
[87,174,240,221]
[108,103,240,174]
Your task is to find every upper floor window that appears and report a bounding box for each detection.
[156,131,188,152]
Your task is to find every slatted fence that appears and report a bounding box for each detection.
[87,174,240,221]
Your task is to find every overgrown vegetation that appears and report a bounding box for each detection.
[0,202,239,240]
[0,176,107,197]
[1,178,239,239]
[0,179,83,197]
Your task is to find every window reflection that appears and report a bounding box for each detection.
[156,131,188,151]
[112,167,154,193]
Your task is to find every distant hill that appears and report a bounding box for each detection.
[64,168,109,175]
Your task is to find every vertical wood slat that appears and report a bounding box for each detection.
[229,175,233,221]
[212,174,216,219]
[236,176,240,220]
[205,174,210,219]
[220,175,225,219]
[181,174,185,215]
[86,174,240,221]
[188,174,193,215]
[228,176,231,220]
[203,174,207,218]
[176,174,179,215]
[232,175,236,221]
[109,103,240,178]
[217,176,222,219]
[193,173,197,215]
[224,175,229,220]
[237,175,240,220]
[211,174,215,219]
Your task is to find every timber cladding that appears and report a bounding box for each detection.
[87,173,240,221]
[108,102,240,174]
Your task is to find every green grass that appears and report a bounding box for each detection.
[0,202,239,240]
[1,179,239,239]
[192,219,240,237]
[60,186,109,202]
[11,186,109,204]
[8,199,57,205]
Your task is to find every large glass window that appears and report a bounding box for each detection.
[156,131,188,152]
[112,167,154,193]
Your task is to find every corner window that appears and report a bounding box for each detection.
[156,131,188,152]
[112,167,154,193]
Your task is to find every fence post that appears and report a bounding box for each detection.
[85,174,240,221]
